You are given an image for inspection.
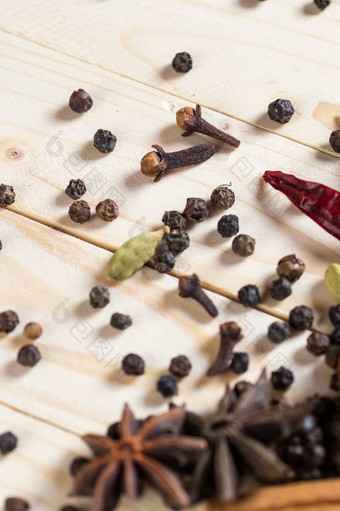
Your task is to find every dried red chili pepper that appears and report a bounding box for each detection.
[263,171,340,241]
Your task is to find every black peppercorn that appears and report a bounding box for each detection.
[330,130,340,153]
[0,431,17,454]
[230,352,249,374]
[96,199,119,222]
[314,0,331,10]
[277,254,305,282]
[307,332,330,356]
[289,306,314,330]
[68,200,91,224]
[93,129,117,153]
[271,366,294,390]
[69,89,93,113]
[238,284,260,307]
[330,373,339,391]
[325,345,340,369]
[232,234,255,257]
[69,456,89,476]
[162,210,187,230]
[65,179,86,200]
[153,250,175,273]
[0,310,19,333]
[183,197,209,223]
[172,52,192,73]
[17,344,41,367]
[210,185,235,210]
[268,99,295,124]
[157,375,178,397]
[89,286,110,309]
[234,380,253,397]
[4,498,30,511]
[0,184,16,205]
[0,240,2,250]
[217,214,239,238]
[110,313,132,330]
[169,355,192,378]
[268,322,290,344]
[329,305,340,326]
[107,422,120,440]
[331,326,340,345]
[166,229,190,253]
[122,353,145,375]
[269,277,292,301]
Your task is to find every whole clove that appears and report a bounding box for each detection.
[178,273,218,318]
[207,321,242,376]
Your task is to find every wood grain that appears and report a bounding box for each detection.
[0,31,339,329]
[1,0,340,152]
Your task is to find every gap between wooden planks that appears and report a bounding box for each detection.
[1,0,340,154]
[0,29,339,330]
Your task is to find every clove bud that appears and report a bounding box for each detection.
[207,321,242,376]
[178,274,218,318]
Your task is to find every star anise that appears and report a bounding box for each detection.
[184,370,312,503]
[72,404,207,511]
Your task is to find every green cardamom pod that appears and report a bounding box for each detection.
[325,263,340,303]
[108,226,170,281]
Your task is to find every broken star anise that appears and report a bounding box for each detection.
[184,370,311,503]
[72,404,207,511]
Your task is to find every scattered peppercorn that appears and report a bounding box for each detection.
[69,89,93,113]
[172,52,192,73]
[268,322,290,344]
[166,229,190,253]
[268,99,295,124]
[232,234,255,257]
[0,432,17,454]
[65,179,86,200]
[269,277,292,301]
[330,305,340,326]
[68,200,91,224]
[23,322,42,340]
[210,185,235,210]
[122,354,145,375]
[330,373,339,391]
[4,498,30,511]
[110,313,132,330]
[234,380,253,397]
[0,310,19,333]
[169,355,192,378]
[331,326,340,345]
[307,332,330,356]
[238,285,260,307]
[0,184,16,205]
[96,199,119,222]
[157,375,178,397]
[93,129,117,153]
[17,344,41,367]
[230,352,249,374]
[329,131,340,153]
[69,456,89,476]
[183,198,209,223]
[89,286,110,309]
[107,422,120,440]
[314,0,331,10]
[271,366,294,390]
[162,211,187,230]
[289,306,314,330]
[0,240,2,250]
[153,250,175,273]
[217,214,239,238]
[277,254,305,282]
[326,345,340,369]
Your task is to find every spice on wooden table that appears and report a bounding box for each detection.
[169,355,192,378]
[307,333,330,356]
[0,310,19,333]
[110,313,132,330]
[69,89,93,113]
[329,130,340,152]
[96,199,119,222]
[211,184,235,210]
[330,305,340,326]
[17,344,41,367]
[269,277,292,301]
[23,322,42,340]
[183,197,209,223]
[268,322,290,344]
[172,52,193,73]
[232,234,255,257]
[263,171,340,241]
[68,200,91,224]
[314,0,331,8]
[230,352,249,374]
[89,286,110,309]
[217,214,239,237]
[0,432,17,454]
[176,104,241,147]
[207,321,242,376]
[122,353,145,375]
[271,367,294,391]
[331,326,340,345]
[152,250,175,273]
[157,374,178,397]
[72,405,207,509]
[0,240,2,250]
[238,284,260,307]
[4,498,30,511]
[0,184,16,205]
[162,210,187,230]
[166,228,190,253]
[289,306,314,330]
[267,99,295,124]
[93,129,117,153]
[140,144,214,182]
[178,273,218,317]
[276,254,305,282]
[325,344,340,369]
[65,179,86,200]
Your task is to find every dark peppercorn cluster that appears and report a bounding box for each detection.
[93,129,117,153]
[271,366,294,390]
[110,313,132,330]
[289,305,314,330]
[153,250,175,273]
[166,228,190,253]
[172,52,193,73]
[183,197,209,223]
[162,210,187,230]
